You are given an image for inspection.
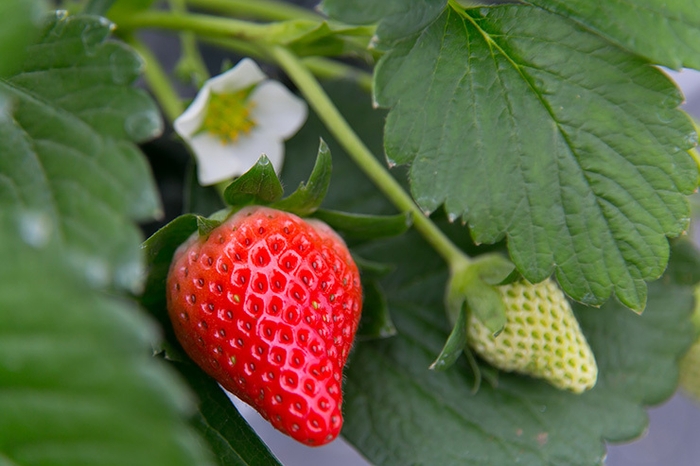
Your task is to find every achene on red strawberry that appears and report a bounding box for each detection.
[166,205,362,446]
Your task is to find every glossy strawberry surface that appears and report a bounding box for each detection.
[167,206,362,446]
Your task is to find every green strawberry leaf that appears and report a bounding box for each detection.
[272,138,332,216]
[525,0,700,70]
[0,12,162,291]
[311,209,411,241]
[0,0,44,77]
[0,208,215,466]
[343,229,697,466]
[223,155,284,206]
[352,254,395,277]
[357,279,397,341]
[373,4,697,311]
[176,362,283,466]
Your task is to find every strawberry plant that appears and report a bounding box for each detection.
[2,0,700,465]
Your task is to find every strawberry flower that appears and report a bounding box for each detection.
[174,58,308,186]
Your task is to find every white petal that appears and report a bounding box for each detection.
[173,86,211,139]
[250,81,308,139]
[234,128,285,174]
[208,58,267,94]
[188,131,284,186]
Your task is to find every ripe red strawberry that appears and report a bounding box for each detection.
[166,206,362,446]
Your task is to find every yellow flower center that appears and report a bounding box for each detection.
[201,89,256,143]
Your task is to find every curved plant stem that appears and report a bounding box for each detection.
[126,37,183,122]
[186,0,320,22]
[269,45,471,268]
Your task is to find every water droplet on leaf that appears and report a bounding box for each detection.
[124,111,162,141]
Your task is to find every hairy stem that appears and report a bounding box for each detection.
[269,45,471,267]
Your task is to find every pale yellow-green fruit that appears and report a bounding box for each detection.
[680,340,700,401]
[679,285,700,402]
[467,279,598,393]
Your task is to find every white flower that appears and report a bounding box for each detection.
[174,58,308,186]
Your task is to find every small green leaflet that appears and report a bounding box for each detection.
[373,4,696,311]
[223,154,284,206]
[0,12,162,291]
[525,0,700,70]
[272,139,332,215]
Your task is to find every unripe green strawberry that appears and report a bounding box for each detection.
[166,206,362,446]
[679,285,700,401]
[467,279,598,393]
[680,340,700,401]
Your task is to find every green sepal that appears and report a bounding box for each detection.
[470,254,516,286]
[196,216,222,238]
[357,279,397,341]
[429,305,468,371]
[497,268,522,286]
[446,256,507,336]
[140,214,200,320]
[142,214,199,264]
[312,209,411,241]
[464,280,506,336]
[272,139,332,216]
[222,154,284,207]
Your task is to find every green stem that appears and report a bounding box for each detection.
[302,57,373,93]
[269,45,470,267]
[126,37,184,122]
[170,0,210,87]
[117,11,274,40]
[114,10,376,61]
[186,0,320,22]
